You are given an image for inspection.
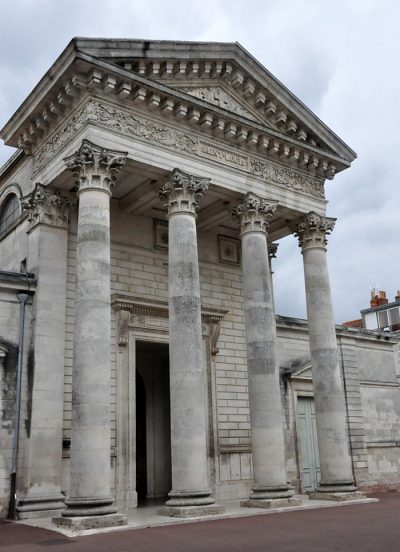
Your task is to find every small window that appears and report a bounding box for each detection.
[378,310,389,329]
[0,194,21,236]
[389,307,400,328]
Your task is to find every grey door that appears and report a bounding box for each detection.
[297,396,320,492]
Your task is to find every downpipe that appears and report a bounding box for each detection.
[8,292,29,520]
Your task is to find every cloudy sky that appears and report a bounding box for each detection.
[0,0,399,323]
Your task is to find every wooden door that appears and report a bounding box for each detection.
[297,396,320,492]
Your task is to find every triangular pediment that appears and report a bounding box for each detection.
[0,38,356,179]
[82,39,355,162]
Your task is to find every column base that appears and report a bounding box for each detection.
[241,484,300,508]
[309,482,364,501]
[249,484,296,500]
[61,497,117,517]
[17,494,65,519]
[53,513,127,531]
[241,497,302,509]
[158,489,224,518]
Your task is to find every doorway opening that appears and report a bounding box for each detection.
[297,396,320,492]
[136,340,171,504]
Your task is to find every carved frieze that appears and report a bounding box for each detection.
[33,99,325,200]
[22,182,73,231]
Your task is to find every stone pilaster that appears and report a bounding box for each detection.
[54,140,128,530]
[294,212,362,500]
[158,168,223,518]
[232,193,299,508]
[16,184,71,519]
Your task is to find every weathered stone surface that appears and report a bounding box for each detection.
[294,212,357,493]
[241,497,302,509]
[53,513,127,530]
[233,193,295,504]
[60,141,127,521]
[158,504,225,518]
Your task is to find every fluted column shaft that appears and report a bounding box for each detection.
[233,194,295,504]
[159,169,216,510]
[62,141,127,517]
[295,212,356,493]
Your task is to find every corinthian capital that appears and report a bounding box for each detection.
[159,168,209,216]
[64,140,128,195]
[293,211,336,251]
[232,193,277,235]
[22,183,73,231]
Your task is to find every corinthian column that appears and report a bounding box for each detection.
[232,193,299,508]
[158,168,223,518]
[294,212,362,500]
[54,140,128,530]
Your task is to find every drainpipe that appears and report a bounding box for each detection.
[8,292,29,520]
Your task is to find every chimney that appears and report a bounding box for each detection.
[396,290,400,302]
[370,288,380,307]
[378,290,388,305]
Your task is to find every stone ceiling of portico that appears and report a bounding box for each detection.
[53,156,299,241]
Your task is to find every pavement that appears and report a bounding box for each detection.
[0,492,399,551]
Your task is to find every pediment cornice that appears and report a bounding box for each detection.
[1,58,347,183]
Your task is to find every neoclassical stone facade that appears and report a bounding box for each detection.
[0,39,399,525]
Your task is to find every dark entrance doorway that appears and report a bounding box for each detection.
[136,341,171,503]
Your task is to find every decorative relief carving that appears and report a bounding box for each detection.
[33,99,325,200]
[232,192,277,235]
[159,168,209,216]
[112,294,227,350]
[248,159,325,199]
[117,310,130,346]
[178,86,258,121]
[293,211,336,251]
[22,182,73,230]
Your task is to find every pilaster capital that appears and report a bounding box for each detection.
[159,168,209,217]
[293,211,336,251]
[22,182,73,231]
[64,139,128,196]
[232,193,277,236]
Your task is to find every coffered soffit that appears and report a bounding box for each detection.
[0,38,356,182]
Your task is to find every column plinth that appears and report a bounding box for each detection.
[53,140,128,529]
[157,168,223,518]
[233,194,299,509]
[294,212,362,501]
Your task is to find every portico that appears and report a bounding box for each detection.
[0,39,367,526]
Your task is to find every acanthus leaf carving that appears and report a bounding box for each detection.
[22,182,74,231]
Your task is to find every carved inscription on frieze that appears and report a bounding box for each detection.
[199,140,248,170]
[33,99,324,199]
